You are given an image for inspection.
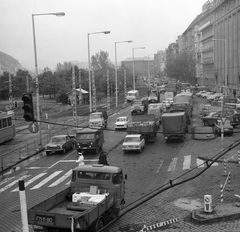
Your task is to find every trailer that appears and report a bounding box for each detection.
[28,164,126,232]
[127,114,158,142]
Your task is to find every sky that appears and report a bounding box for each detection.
[0,0,207,71]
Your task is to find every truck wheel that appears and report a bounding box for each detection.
[88,217,104,232]
[62,148,66,154]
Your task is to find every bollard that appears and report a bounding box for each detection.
[222,159,227,176]
[220,184,224,203]
[227,172,233,192]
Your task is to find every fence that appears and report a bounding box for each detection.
[0,126,68,174]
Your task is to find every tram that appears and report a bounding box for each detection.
[0,110,15,144]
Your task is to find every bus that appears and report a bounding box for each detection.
[0,111,16,144]
[126,90,139,103]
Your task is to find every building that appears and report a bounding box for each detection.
[67,88,89,105]
[177,0,240,96]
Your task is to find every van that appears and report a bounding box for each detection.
[89,110,108,128]
[126,90,139,103]
[75,128,104,154]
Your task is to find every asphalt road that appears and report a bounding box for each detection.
[1,96,240,232]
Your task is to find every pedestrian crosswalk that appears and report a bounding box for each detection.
[0,156,219,194]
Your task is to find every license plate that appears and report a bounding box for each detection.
[36,215,55,226]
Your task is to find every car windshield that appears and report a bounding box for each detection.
[76,134,95,140]
[51,137,66,143]
[124,137,140,142]
[117,118,127,122]
[90,114,101,119]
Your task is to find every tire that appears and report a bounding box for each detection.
[62,148,66,154]
[203,121,209,126]
[88,217,104,232]
[139,148,142,153]
[95,146,99,154]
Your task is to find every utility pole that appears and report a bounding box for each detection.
[72,66,77,127]
[26,75,29,93]
[78,69,82,105]
[107,70,110,113]
[92,70,97,112]
[9,73,13,109]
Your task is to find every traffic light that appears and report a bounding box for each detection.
[14,101,18,108]
[22,93,34,122]
[68,99,71,105]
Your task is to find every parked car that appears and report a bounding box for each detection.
[201,92,214,99]
[207,93,223,101]
[231,110,240,127]
[196,90,207,97]
[202,111,222,126]
[115,116,129,130]
[122,134,145,153]
[45,135,75,155]
[214,119,233,135]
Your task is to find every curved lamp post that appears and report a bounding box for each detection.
[87,31,110,113]
[32,12,65,147]
[115,40,132,108]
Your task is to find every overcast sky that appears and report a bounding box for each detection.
[1,0,207,71]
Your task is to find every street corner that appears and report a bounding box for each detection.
[191,202,240,224]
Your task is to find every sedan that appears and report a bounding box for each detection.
[122,134,145,153]
[214,119,233,135]
[115,116,129,130]
[45,135,75,155]
[202,111,222,126]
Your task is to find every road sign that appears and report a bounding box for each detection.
[223,98,237,104]
[224,103,236,109]
[221,117,227,125]
[29,122,39,133]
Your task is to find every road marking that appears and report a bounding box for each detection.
[30,171,63,190]
[168,158,178,172]
[11,173,47,192]
[0,175,30,194]
[183,155,191,170]
[48,170,72,187]
[156,160,164,173]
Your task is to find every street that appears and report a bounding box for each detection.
[1,96,240,231]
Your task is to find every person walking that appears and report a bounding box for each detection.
[76,152,85,166]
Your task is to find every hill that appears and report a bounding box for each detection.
[0,51,24,75]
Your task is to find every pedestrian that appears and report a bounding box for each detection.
[98,151,109,165]
[76,152,85,166]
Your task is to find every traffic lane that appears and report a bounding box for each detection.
[107,132,187,205]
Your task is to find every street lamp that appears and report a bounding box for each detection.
[87,31,111,113]
[132,47,145,90]
[32,12,65,147]
[212,38,227,148]
[115,40,132,109]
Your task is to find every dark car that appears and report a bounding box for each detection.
[231,110,240,127]
[202,111,222,126]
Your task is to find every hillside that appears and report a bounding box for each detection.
[0,51,24,74]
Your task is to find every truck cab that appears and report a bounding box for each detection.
[75,128,104,154]
[131,98,148,115]
[28,164,127,232]
[89,111,108,129]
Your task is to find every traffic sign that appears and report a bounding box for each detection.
[29,122,39,133]
[223,98,237,103]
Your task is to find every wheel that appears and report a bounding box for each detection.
[88,217,104,232]
[46,151,51,156]
[62,148,66,154]
[139,148,142,153]
[203,121,209,126]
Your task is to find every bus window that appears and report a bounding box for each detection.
[7,117,12,126]
[0,120,2,129]
[2,118,7,128]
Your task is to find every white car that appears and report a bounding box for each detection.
[162,100,171,108]
[165,98,174,105]
[207,93,223,101]
[201,92,214,98]
[115,116,129,130]
[196,90,206,97]
[122,134,145,153]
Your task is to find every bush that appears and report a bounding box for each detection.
[56,93,68,104]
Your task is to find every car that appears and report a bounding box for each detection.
[162,99,171,108]
[45,135,75,155]
[196,90,207,97]
[202,111,222,126]
[165,98,174,105]
[214,119,233,135]
[115,116,129,130]
[207,93,223,101]
[122,134,145,153]
[201,92,214,98]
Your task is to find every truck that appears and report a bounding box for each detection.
[166,83,177,95]
[127,114,158,142]
[28,164,127,232]
[75,127,104,154]
[131,97,148,115]
[147,103,163,128]
[174,92,193,117]
[89,110,108,129]
[162,112,187,142]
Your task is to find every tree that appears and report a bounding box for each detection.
[165,51,196,84]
